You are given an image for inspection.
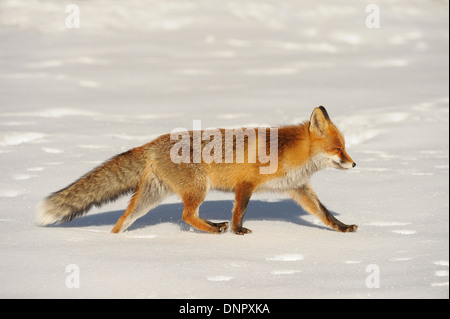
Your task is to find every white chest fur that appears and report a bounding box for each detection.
[258,154,328,192]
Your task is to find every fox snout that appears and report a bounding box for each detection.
[336,159,356,170]
[336,160,355,170]
[339,149,356,169]
[328,148,356,170]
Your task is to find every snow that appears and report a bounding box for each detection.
[0,0,448,299]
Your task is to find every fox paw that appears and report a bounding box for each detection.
[212,222,229,234]
[232,226,252,235]
[337,224,358,233]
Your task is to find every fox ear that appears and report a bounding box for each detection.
[309,106,330,136]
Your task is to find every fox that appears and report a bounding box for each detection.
[36,106,357,235]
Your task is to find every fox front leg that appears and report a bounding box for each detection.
[289,184,358,232]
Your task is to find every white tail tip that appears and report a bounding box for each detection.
[35,199,60,226]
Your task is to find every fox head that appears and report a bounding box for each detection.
[309,106,356,170]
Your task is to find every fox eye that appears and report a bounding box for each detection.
[336,148,342,152]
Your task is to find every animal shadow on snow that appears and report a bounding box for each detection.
[57,199,337,232]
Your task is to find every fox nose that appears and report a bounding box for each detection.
[352,162,356,168]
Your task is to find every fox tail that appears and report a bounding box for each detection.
[36,148,147,226]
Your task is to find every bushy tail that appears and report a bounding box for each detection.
[36,148,148,226]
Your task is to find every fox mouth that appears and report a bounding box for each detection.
[333,160,356,170]
[332,161,350,170]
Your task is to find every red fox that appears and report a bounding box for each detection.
[36,106,357,234]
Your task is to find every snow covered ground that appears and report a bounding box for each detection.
[0,0,448,299]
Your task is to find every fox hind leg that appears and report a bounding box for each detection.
[111,170,169,233]
[182,191,229,234]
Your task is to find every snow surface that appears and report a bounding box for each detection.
[0,0,448,299]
